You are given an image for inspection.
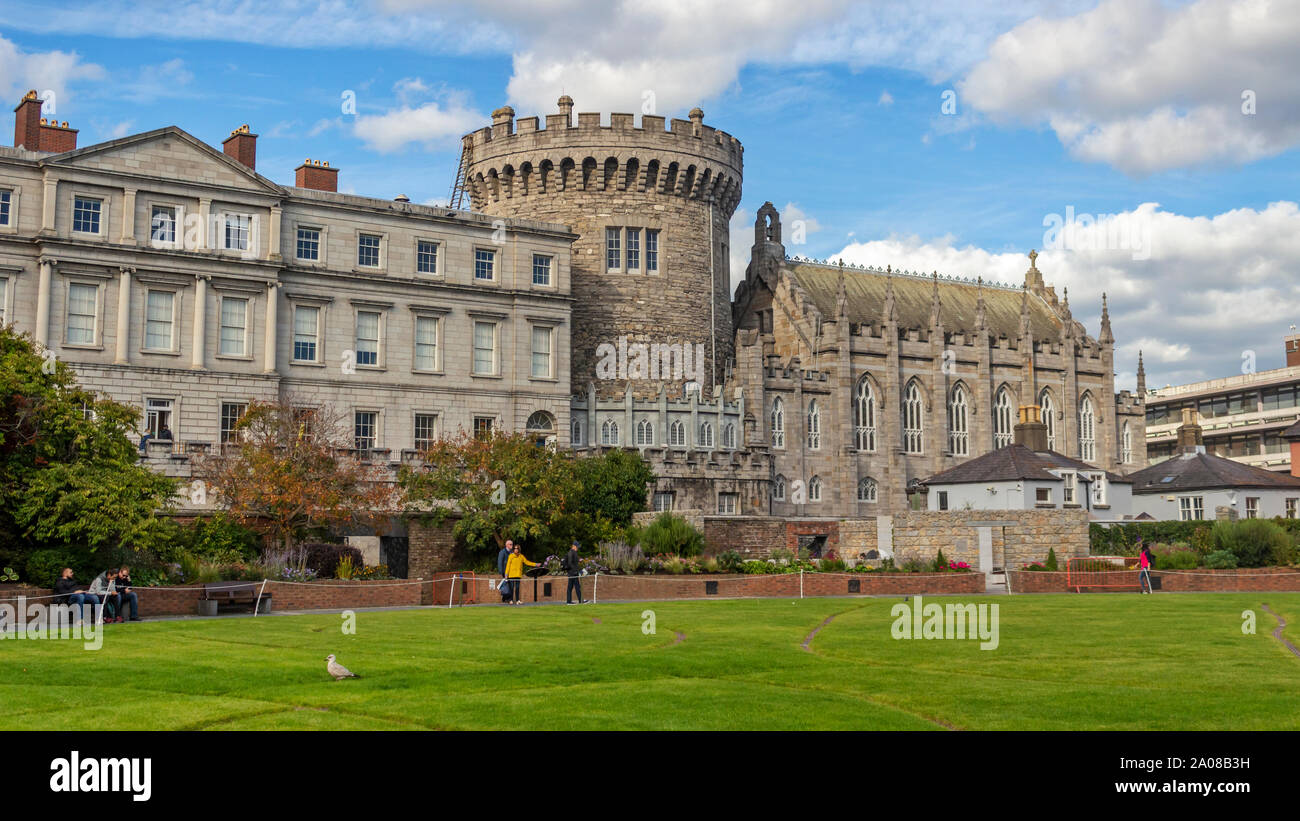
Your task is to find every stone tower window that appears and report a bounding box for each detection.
[1078,394,1096,462]
[771,397,785,449]
[668,419,685,447]
[773,474,786,501]
[636,418,655,446]
[601,418,620,446]
[994,387,1013,448]
[645,229,660,273]
[806,400,820,449]
[1121,420,1132,464]
[903,381,924,454]
[857,477,878,502]
[605,227,621,272]
[1039,389,1056,451]
[808,475,822,502]
[699,421,714,449]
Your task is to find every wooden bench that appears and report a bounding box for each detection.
[198,581,271,615]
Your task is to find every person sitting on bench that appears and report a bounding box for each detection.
[54,568,99,623]
[89,568,121,623]
[116,565,140,621]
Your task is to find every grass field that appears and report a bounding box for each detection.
[3,593,1297,730]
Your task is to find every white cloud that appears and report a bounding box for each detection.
[353,99,483,152]
[0,34,105,113]
[877,90,894,106]
[960,0,1300,174]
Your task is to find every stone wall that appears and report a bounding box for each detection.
[408,518,461,578]
[890,509,1090,569]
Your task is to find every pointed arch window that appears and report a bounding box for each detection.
[669,419,685,447]
[1039,389,1056,451]
[903,381,924,454]
[1079,394,1096,462]
[600,419,619,446]
[773,474,786,502]
[771,397,785,449]
[854,377,876,451]
[699,421,714,448]
[948,384,969,456]
[722,422,736,449]
[636,418,654,446]
[806,400,821,449]
[808,475,822,502]
[994,387,1014,448]
[857,477,878,503]
[1121,420,1132,464]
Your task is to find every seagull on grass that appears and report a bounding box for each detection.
[325,654,360,681]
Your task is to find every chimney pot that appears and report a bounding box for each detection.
[222,125,258,169]
[295,160,339,192]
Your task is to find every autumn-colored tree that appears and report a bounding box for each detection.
[399,431,581,557]
[193,399,398,553]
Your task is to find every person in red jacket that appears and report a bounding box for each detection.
[1138,542,1153,594]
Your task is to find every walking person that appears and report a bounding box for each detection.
[1138,542,1154,594]
[498,539,514,604]
[503,543,538,605]
[563,541,587,605]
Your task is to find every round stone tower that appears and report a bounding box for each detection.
[462,97,742,399]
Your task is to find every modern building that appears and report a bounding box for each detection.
[1142,334,1300,474]
[1129,409,1300,520]
[921,406,1134,518]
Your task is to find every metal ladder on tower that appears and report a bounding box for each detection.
[447,142,472,211]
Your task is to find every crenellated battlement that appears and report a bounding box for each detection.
[463,98,743,214]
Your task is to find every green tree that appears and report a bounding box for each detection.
[0,325,177,568]
[400,431,580,558]
[571,448,654,544]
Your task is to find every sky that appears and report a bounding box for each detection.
[2,0,1298,393]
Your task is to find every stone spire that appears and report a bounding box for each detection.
[1099,292,1114,344]
[1137,349,1146,397]
[929,271,942,327]
[836,259,848,318]
[1024,249,1044,290]
[1061,286,1072,321]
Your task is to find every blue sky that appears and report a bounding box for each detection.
[3,0,1299,391]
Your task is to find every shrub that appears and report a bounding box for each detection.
[700,556,721,573]
[662,555,687,575]
[899,554,927,573]
[600,541,646,574]
[1204,550,1238,569]
[1044,548,1058,572]
[302,543,364,578]
[25,549,73,588]
[819,557,847,572]
[335,554,358,580]
[1149,542,1198,570]
[931,549,949,573]
[716,550,743,573]
[1211,519,1293,568]
[637,513,705,557]
[741,559,778,575]
[185,513,260,562]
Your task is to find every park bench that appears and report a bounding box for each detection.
[198,581,271,616]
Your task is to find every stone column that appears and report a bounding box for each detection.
[263,282,278,373]
[268,205,282,260]
[198,197,212,250]
[191,274,208,369]
[41,175,56,233]
[120,188,137,244]
[114,266,133,364]
[35,257,53,345]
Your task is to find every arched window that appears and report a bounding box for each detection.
[699,421,714,448]
[669,419,685,447]
[1079,394,1096,462]
[948,384,969,456]
[806,400,820,449]
[571,417,583,446]
[903,381,924,454]
[600,419,619,446]
[857,477,877,502]
[1122,420,1132,464]
[722,422,736,449]
[636,418,654,446]
[771,397,785,449]
[773,474,786,502]
[854,376,876,451]
[994,387,1014,448]
[808,475,822,502]
[1039,389,1056,451]
[526,411,555,447]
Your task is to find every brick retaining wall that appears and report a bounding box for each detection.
[1007,567,1300,593]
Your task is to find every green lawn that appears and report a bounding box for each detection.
[3,594,1297,730]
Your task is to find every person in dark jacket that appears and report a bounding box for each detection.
[53,568,99,623]
[563,541,587,604]
[497,540,514,603]
[116,565,140,621]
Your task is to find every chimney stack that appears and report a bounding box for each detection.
[13,91,78,152]
[1013,404,1049,452]
[295,159,339,192]
[222,124,257,169]
[556,95,574,127]
[491,106,515,138]
[1176,407,1204,452]
[1286,332,1300,368]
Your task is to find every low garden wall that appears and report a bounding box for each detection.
[1007,567,1300,593]
[0,579,424,616]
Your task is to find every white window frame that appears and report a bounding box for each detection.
[1062,471,1077,505]
[222,212,252,252]
[1179,496,1204,521]
[773,475,786,502]
[532,253,552,287]
[806,400,820,450]
[471,319,500,376]
[296,225,323,263]
[1036,487,1053,505]
[353,308,384,369]
[474,247,497,282]
[148,203,181,249]
[291,303,325,365]
[217,294,252,359]
[356,232,384,269]
[1078,394,1096,462]
[808,475,822,502]
[600,418,620,446]
[699,421,715,449]
[414,412,439,451]
[1245,497,1259,519]
[605,227,622,273]
[903,381,924,454]
[416,239,440,276]
[717,492,738,515]
[949,384,969,456]
[669,419,685,447]
[0,187,15,231]
[71,193,105,237]
[142,287,179,353]
[857,477,877,503]
[412,312,443,373]
[353,409,380,451]
[854,376,876,451]
[64,280,104,348]
[530,323,555,380]
[771,397,785,449]
[993,388,1013,449]
[219,401,247,445]
[636,418,654,446]
[645,228,661,274]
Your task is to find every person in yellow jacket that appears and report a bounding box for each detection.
[503,543,538,605]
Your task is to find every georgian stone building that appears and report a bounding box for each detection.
[0,91,576,464]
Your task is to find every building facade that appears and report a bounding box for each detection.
[0,92,576,469]
[1143,335,1300,474]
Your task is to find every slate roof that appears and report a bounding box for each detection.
[923,444,1132,485]
[787,262,1066,340]
[1127,450,1300,493]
